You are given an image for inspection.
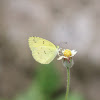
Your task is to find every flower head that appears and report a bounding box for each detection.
[57,49,77,60]
[57,49,77,68]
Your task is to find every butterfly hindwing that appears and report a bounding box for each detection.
[32,46,58,64]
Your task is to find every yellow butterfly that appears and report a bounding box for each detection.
[28,36,59,64]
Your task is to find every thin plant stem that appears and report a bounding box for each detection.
[65,67,70,100]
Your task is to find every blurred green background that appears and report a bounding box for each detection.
[0,0,100,100]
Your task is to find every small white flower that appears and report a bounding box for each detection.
[57,49,77,60]
[57,49,77,68]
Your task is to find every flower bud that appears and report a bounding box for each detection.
[62,58,74,68]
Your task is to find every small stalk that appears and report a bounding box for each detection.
[65,67,70,100]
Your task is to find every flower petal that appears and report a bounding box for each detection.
[71,50,77,56]
[57,56,65,60]
[62,49,65,53]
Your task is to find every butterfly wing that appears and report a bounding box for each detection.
[32,46,58,64]
[28,37,59,64]
[28,37,56,51]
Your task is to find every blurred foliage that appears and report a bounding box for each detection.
[36,63,61,95]
[15,82,45,100]
[55,93,85,100]
[0,63,85,100]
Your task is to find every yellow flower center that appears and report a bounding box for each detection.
[63,49,72,57]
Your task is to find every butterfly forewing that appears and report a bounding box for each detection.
[28,37,56,51]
